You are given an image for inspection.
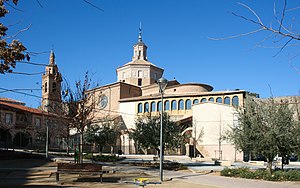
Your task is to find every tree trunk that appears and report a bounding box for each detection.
[156,148,160,157]
[99,145,103,156]
[79,133,83,164]
[66,129,70,155]
[266,160,273,174]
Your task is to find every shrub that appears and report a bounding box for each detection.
[221,167,251,177]
[130,161,187,171]
[83,153,118,162]
[221,167,300,181]
[284,170,300,181]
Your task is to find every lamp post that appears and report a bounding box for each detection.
[45,118,49,159]
[156,77,168,182]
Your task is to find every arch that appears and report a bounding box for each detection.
[216,97,222,103]
[151,101,156,112]
[164,100,170,111]
[157,101,162,111]
[144,102,149,113]
[193,99,199,104]
[209,97,214,102]
[224,97,230,105]
[138,78,142,86]
[137,103,143,113]
[185,99,192,110]
[35,132,45,143]
[200,98,207,103]
[44,82,47,93]
[171,100,177,110]
[0,129,12,148]
[178,99,184,110]
[13,132,32,148]
[232,96,239,106]
[54,135,64,149]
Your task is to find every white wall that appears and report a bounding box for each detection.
[119,101,137,130]
[192,102,242,161]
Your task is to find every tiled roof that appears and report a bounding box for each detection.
[0,97,26,105]
[0,101,54,116]
[117,59,163,71]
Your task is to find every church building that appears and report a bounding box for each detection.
[87,28,248,161]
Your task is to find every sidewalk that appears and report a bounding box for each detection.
[0,154,299,187]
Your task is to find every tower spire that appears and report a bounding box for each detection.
[132,23,147,61]
[49,49,55,65]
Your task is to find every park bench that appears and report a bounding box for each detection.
[56,163,111,183]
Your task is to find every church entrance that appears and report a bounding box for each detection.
[0,129,12,149]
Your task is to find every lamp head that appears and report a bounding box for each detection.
[157,77,168,94]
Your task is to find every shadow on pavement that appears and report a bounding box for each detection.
[173,170,215,179]
[75,177,120,183]
[0,150,54,187]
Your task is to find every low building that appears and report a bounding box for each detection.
[0,51,67,150]
[0,98,67,150]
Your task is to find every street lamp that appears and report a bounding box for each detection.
[156,77,168,182]
[45,118,49,159]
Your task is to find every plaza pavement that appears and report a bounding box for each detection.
[0,153,299,187]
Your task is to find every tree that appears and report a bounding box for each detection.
[129,113,184,155]
[84,122,118,155]
[0,0,29,74]
[210,1,300,71]
[226,96,300,173]
[62,72,97,163]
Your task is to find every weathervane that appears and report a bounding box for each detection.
[138,22,142,41]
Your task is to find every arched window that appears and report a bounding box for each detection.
[151,102,156,112]
[164,100,170,111]
[209,97,214,102]
[52,82,57,92]
[138,78,142,86]
[44,82,47,93]
[216,97,222,103]
[157,101,162,111]
[232,96,239,107]
[185,99,191,110]
[171,100,177,110]
[224,97,230,105]
[144,102,149,113]
[178,99,184,110]
[138,103,143,113]
[201,98,207,103]
[193,99,199,104]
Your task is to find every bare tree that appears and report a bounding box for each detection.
[210,0,300,68]
[62,72,97,163]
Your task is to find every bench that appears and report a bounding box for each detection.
[56,163,110,183]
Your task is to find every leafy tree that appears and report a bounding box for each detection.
[62,72,97,163]
[84,123,118,155]
[226,96,300,173]
[130,113,184,155]
[0,0,29,74]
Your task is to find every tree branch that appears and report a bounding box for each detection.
[83,0,104,12]
[278,0,287,33]
[4,24,31,40]
[208,29,263,41]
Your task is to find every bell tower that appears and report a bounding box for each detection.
[116,25,164,87]
[132,26,147,61]
[42,50,62,113]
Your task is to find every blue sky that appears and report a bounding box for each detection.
[1,0,300,108]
